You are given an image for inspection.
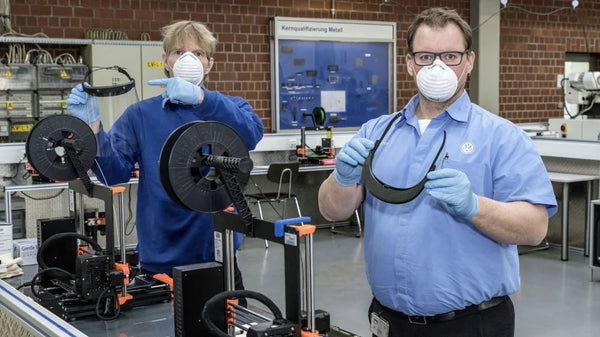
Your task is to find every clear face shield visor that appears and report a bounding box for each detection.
[83,66,139,128]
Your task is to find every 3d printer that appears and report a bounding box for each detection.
[23,114,171,321]
[296,107,336,165]
[158,120,357,336]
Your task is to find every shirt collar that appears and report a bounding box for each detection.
[399,95,419,125]
[401,90,471,123]
[445,90,471,122]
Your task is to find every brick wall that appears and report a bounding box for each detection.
[5,0,599,130]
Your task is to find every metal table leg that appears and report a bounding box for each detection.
[585,180,592,257]
[561,182,569,261]
[4,189,12,224]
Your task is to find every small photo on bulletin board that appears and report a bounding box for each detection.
[271,17,396,132]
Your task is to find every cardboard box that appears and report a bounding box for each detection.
[0,223,12,259]
[13,238,38,265]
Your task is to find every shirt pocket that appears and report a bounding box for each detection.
[441,159,490,197]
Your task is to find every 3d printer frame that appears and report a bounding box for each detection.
[158,120,326,336]
[24,115,171,321]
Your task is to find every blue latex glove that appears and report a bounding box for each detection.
[425,168,479,220]
[148,77,201,107]
[334,138,375,186]
[66,83,100,124]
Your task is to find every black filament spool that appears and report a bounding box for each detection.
[158,121,252,212]
[25,115,97,182]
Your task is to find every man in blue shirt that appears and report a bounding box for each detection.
[318,8,556,337]
[66,21,264,289]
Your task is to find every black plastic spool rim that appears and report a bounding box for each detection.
[158,121,251,213]
[25,115,97,182]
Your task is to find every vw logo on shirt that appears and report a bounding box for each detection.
[460,142,475,154]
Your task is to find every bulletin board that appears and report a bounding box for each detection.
[270,17,396,132]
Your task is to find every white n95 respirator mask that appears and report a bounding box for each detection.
[171,52,204,85]
[416,59,458,102]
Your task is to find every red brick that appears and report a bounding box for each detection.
[30,5,52,16]
[52,6,72,17]
[10,4,30,15]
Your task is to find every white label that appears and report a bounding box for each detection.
[284,232,297,246]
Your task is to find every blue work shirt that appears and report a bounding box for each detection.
[355,91,557,315]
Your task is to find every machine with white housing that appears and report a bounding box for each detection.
[563,71,600,117]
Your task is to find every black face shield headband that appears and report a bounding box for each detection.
[361,113,446,204]
[82,66,136,97]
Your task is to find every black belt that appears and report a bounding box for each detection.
[381,296,508,325]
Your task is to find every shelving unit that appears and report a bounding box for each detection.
[0,37,164,151]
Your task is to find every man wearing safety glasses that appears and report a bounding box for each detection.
[318,7,556,337]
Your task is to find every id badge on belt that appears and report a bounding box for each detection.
[370,312,390,337]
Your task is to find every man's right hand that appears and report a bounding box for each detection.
[66,83,100,124]
[334,137,375,186]
[148,77,202,107]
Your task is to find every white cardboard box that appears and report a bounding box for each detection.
[13,238,38,265]
[0,223,13,259]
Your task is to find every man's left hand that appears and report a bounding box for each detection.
[425,168,479,220]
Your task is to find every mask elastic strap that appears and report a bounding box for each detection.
[165,61,173,72]
[456,57,469,84]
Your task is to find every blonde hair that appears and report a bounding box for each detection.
[161,21,217,58]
